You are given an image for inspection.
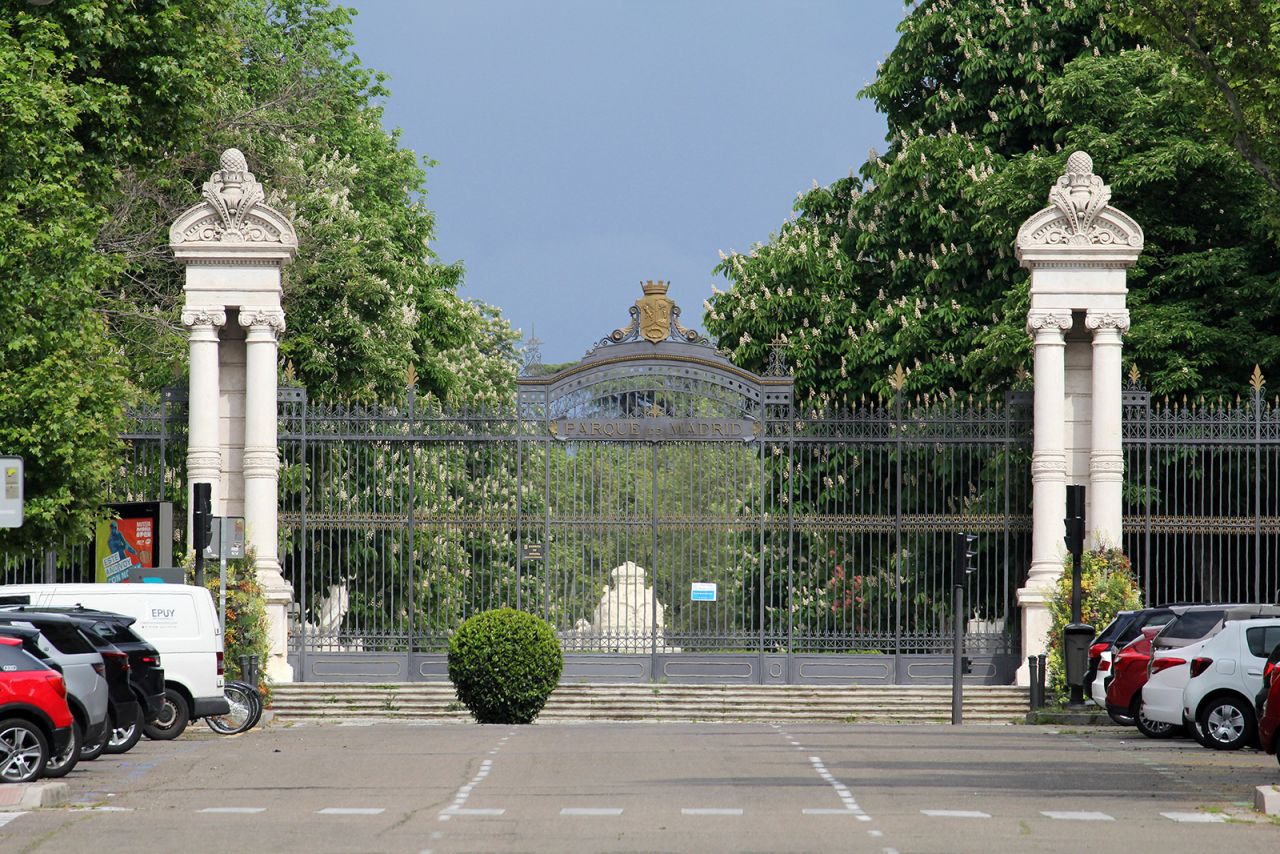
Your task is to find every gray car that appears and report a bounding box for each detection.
[0,613,109,775]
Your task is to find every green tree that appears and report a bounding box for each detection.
[0,0,224,552]
[1120,0,1280,226]
[705,0,1280,399]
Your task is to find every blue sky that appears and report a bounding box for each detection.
[347,1,906,363]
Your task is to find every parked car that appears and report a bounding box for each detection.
[1181,618,1280,749]
[0,636,73,783]
[1257,646,1280,766]
[0,584,230,738]
[1142,604,1280,734]
[4,606,166,753]
[1105,625,1177,736]
[1089,607,1177,719]
[0,612,110,776]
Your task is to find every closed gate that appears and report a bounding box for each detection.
[282,283,1029,683]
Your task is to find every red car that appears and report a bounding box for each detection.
[1257,647,1280,766]
[1105,625,1181,737]
[0,636,74,783]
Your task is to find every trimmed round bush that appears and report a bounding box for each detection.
[447,608,563,724]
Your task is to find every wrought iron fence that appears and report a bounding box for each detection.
[1123,369,1280,606]
[279,383,1032,668]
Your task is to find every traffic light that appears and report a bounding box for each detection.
[192,482,212,552]
[954,532,978,577]
[1063,484,1086,555]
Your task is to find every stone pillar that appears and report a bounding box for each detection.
[183,308,226,519]
[1086,310,1129,548]
[171,148,298,682]
[1019,309,1073,671]
[1013,151,1143,684]
[240,307,291,682]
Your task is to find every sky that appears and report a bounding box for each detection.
[347,1,906,363]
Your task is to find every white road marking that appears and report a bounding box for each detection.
[681,808,742,816]
[0,812,27,828]
[804,808,860,815]
[561,808,624,816]
[199,807,267,814]
[1161,812,1226,823]
[868,830,884,837]
[805,754,869,820]
[921,810,990,818]
[74,806,134,812]
[451,808,505,816]
[1041,811,1113,821]
[438,744,504,821]
[317,808,384,815]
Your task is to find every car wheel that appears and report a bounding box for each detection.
[143,688,189,741]
[1197,697,1256,750]
[0,718,49,783]
[104,707,144,755]
[1133,695,1179,739]
[42,719,81,778]
[1106,708,1136,727]
[79,724,108,761]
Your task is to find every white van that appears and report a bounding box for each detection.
[0,583,229,737]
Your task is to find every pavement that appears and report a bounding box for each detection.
[1,719,1278,853]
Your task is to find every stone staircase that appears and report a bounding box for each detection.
[270,683,1029,724]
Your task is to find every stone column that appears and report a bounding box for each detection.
[240,307,291,682]
[171,148,298,681]
[1086,310,1130,549]
[1019,309,1073,667]
[1013,151,1144,684]
[183,308,227,517]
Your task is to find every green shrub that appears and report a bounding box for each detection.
[1045,548,1142,703]
[447,608,563,724]
[189,547,272,702]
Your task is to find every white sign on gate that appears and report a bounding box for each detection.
[690,582,717,602]
[0,457,23,529]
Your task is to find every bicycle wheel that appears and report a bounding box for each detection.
[206,683,256,735]
[226,680,264,729]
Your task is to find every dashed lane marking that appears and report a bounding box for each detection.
[1160,812,1226,823]
[317,808,385,815]
[1041,811,1113,821]
[920,810,990,819]
[451,809,505,816]
[560,808,624,816]
[438,755,498,822]
[681,808,742,816]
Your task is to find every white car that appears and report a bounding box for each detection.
[1143,604,1280,732]
[0,583,229,738]
[1183,617,1280,749]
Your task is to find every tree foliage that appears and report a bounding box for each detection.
[706,0,1280,401]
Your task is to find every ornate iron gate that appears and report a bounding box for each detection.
[282,283,1029,683]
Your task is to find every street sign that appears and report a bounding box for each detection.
[521,542,544,561]
[204,517,246,560]
[690,582,717,602]
[0,456,23,529]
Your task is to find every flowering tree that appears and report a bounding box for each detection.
[706,0,1280,400]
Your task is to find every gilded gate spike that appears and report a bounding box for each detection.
[888,364,907,392]
[1250,364,1265,393]
[406,363,418,389]
[1128,363,1140,384]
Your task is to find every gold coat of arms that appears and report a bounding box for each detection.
[637,280,674,344]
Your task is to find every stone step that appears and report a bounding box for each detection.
[270,682,1028,724]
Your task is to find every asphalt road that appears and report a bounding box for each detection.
[2,719,1278,853]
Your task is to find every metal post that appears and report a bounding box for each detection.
[406,386,417,677]
[219,551,228,638]
[297,388,309,682]
[952,581,963,725]
[1027,656,1040,710]
[1036,654,1047,709]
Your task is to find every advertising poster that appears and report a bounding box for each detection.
[95,516,155,583]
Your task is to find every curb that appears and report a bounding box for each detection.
[1025,710,1117,725]
[0,782,69,809]
[1256,784,1280,816]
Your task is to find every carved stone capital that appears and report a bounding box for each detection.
[1026,310,1073,338]
[170,148,298,251]
[1085,310,1131,335]
[181,307,227,329]
[1015,151,1144,259]
[239,306,286,335]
